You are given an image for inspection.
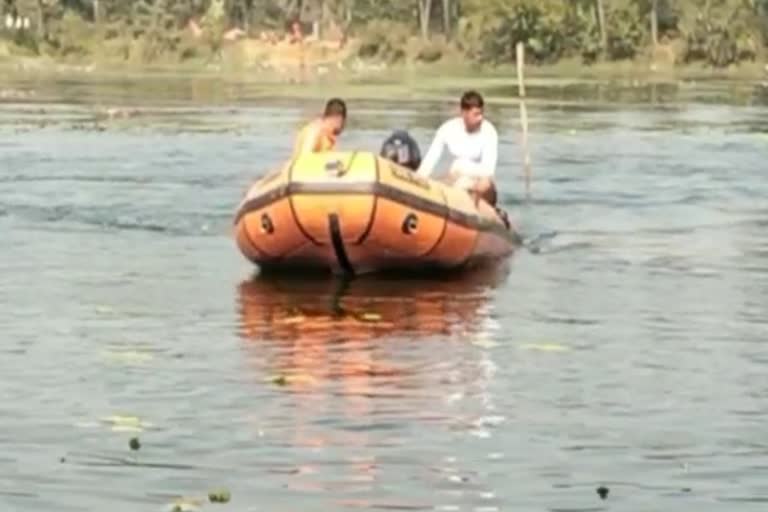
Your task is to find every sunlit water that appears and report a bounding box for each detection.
[1,75,767,511]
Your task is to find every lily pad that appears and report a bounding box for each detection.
[208,488,231,503]
[268,374,317,386]
[168,497,202,512]
[100,415,154,432]
[520,343,569,352]
[278,315,306,325]
[102,350,154,364]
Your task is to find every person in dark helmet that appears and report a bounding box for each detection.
[379,130,422,171]
[380,127,511,231]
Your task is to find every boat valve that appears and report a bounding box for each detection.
[402,213,419,234]
[260,213,275,234]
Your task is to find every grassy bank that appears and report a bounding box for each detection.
[2,52,766,85]
[2,36,766,110]
[3,30,767,82]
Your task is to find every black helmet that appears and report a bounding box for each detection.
[379,130,421,171]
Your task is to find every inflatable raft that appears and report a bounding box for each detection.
[233,150,520,275]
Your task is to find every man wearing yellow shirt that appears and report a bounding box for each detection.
[292,98,347,157]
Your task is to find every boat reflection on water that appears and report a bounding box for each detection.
[236,264,508,343]
[235,264,508,387]
[233,267,509,504]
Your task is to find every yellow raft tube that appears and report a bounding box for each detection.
[233,150,521,275]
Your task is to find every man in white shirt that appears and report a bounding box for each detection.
[417,90,499,205]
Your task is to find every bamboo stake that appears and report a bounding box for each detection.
[516,41,532,199]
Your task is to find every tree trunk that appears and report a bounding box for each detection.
[342,0,352,37]
[35,0,44,39]
[442,0,451,39]
[283,0,300,20]
[650,0,658,46]
[419,0,433,40]
[595,0,607,51]
[93,0,101,25]
[345,0,352,26]
[319,0,328,39]
[243,0,251,32]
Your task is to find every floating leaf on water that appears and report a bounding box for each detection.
[102,350,154,364]
[111,425,144,433]
[288,374,316,385]
[470,338,498,348]
[269,374,316,386]
[73,421,100,429]
[279,315,306,325]
[103,415,142,426]
[208,488,231,503]
[520,343,569,352]
[129,437,141,451]
[168,497,203,512]
[100,415,153,432]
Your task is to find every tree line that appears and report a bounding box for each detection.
[2,0,767,68]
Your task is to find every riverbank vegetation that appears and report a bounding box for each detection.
[1,1,767,78]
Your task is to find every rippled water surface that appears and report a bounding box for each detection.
[1,75,767,511]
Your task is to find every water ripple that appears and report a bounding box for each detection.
[0,77,766,511]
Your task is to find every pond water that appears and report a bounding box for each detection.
[1,74,767,511]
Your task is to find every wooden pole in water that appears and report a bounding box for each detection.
[516,41,532,198]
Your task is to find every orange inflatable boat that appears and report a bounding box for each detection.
[233,150,521,275]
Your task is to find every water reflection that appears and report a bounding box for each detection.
[234,264,509,412]
[233,267,508,509]
[9,73,768,510]
[236,264,508,345]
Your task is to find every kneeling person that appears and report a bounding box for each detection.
[292,98,347,157]
[416,90,499,205]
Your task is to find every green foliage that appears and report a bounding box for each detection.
[347,0,416,27]
[356,19,409,62]
[2,0,766,67]
[605,3,646,60]
[677,0,762,67]
[416,40,444,62]
[47,10,96,57]
[458,0,572,64]
[11,27,39,55]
